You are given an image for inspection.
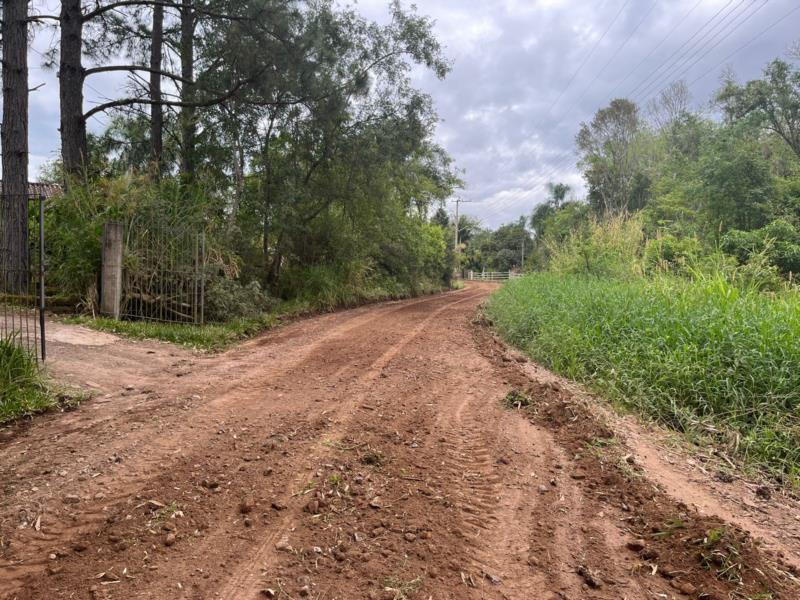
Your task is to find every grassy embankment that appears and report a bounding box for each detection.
[486,273,800,482]
[68,279,453,352]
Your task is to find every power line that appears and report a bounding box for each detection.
[688,3,800,87]
[542,0,631,118]
[634,0,768,103]
[605,0,704,100]
[480,0,777,218]
[626,0,740,98]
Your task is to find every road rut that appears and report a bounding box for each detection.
[0,284,796,599]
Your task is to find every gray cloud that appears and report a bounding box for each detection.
[20,0,800,228]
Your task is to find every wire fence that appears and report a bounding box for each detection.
[121,218,206,325]
[0,193,45,360]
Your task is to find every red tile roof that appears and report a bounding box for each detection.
[0,181,63,199]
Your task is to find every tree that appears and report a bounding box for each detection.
[647,80,691,130]
[546,182,570,208]
[699,124,773,234]
[576,99,647,215]
[149,3,164,173]
[431,207,450,229]
[717,59,800,159]
[1,0,30,290]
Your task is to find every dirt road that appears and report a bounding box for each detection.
[1,284,798,599]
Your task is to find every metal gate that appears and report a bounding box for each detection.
[121,219,206,325]
[0,193,45,360]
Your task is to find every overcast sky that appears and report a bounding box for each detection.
[24,0,800,228]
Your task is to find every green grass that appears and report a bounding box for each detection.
[64,313,285,352]
[486,273,800,483]
[0,339,56,424]
[65,282,452,352]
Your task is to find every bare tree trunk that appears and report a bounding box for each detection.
[149,3,165,176]
[179,0,196,178]
[59,0,87,177]
[1,0,30,292]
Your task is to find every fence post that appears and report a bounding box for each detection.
[101,221,124,319]
[39,196,46,361]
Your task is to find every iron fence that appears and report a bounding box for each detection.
[0,193,45,360]
[121,219,206,325]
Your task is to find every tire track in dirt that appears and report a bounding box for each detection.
[2,284,797,600]
[214,291,485,599]
[0,290,480,596]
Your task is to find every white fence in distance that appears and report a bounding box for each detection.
[466,271,523,282]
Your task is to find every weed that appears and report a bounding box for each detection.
[381,575,423,600]
[360,451,386,468]
[0,339,55,424]
[652,518,686,538]
[502,389,531,409]
[697,526,743,584]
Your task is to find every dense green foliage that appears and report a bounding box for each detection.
[483,55,800,482]
[42,2,461,316]
[0,340,54,424]
[487,273,800,481]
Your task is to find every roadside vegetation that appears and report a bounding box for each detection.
[67,278,445,351]
[3,3,463,348]
[484,54,800,483]
[0,339,55,424]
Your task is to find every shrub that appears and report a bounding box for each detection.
[644,233,701,275]
[722,219,800,277]
[204,277,276,322]
[543,214,645,279]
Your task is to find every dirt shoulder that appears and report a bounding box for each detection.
[1,284,797,599]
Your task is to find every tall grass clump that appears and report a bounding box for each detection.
[486,272,800,482]
[0,339,54,424]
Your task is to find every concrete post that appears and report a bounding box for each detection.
[101,221,123,319]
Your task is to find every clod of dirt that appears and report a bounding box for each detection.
[755,486,772,501]
[626,539,646,552]
[72,542,89,553]
[369,496,383,509]
[304,499,320,514]
[164,532,177,547]
[360,452,385,467]
[670,579,697,595]
[403,532,416,542]
[275,538,293,553]
[715,470,735,483]
[271,501,287,511]
[201,479,220,490]
[239,499,255,514]
[63,494,80,504]
[576,565,603,588]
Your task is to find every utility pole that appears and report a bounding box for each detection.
[450,197,471,248]
[449,197,471,280]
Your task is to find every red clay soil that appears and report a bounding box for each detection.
[0,283,798,599]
